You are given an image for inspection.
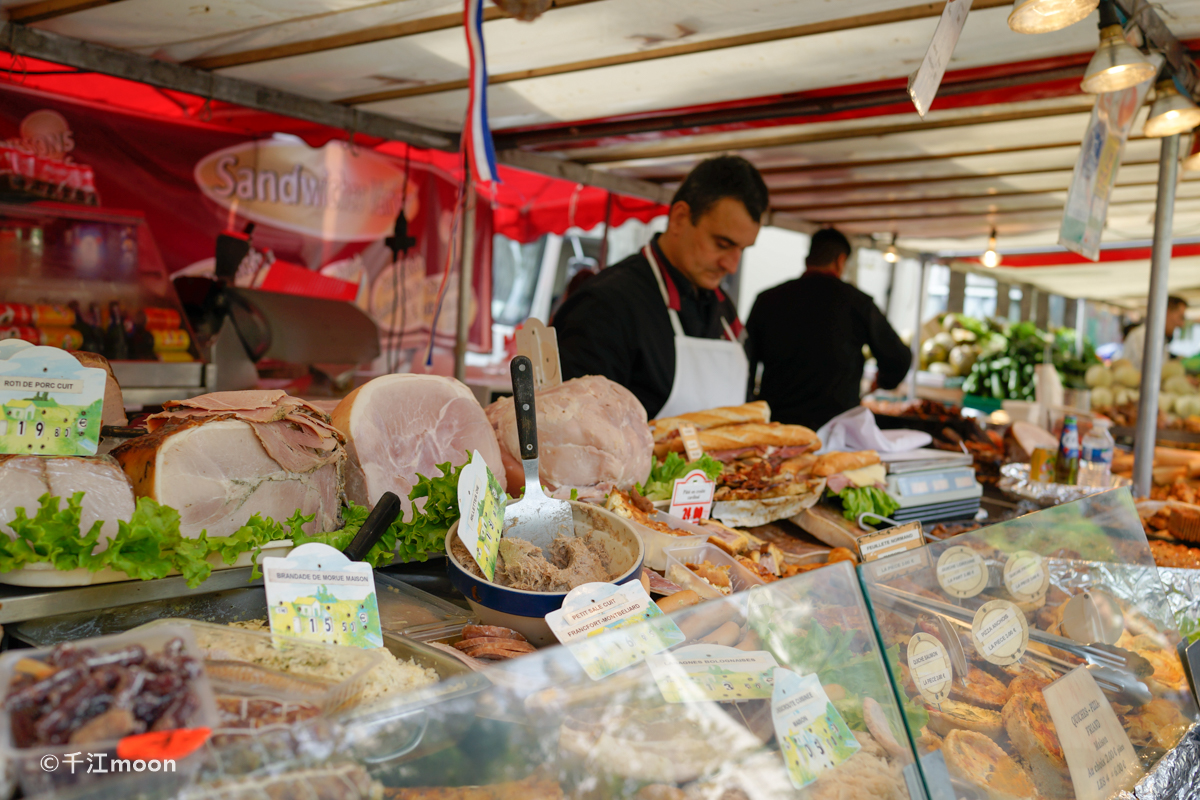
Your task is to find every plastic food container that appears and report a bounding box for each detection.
[136,620,384,716]
[0,624,219,797]
[663,543,765,600]
[374,572,476,643]
[623,510,709,571]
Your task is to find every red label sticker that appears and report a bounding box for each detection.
[117,728,211,762]
[669,469,715,522]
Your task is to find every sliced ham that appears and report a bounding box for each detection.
[0,454,135,550]
[112,417,342,538]
[826,474,887,494]
[486,375,653,500]
[331,375,506,520]
[145,392,343,475]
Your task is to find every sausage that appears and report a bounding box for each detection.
[454,638,535,653]
[698,621,741,647]
[462,625,527,642]
[676,601,738,640]
[655,590,702,614]
[733,629,762,651]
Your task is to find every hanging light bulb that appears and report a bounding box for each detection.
[1008,0,1098,34]
[981,229,1002,268]
[1183,134,1200,173]
[1080,1,1156,94]
[884,234,899,263]
[1143,78,1200,138]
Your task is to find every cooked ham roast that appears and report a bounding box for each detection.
[70,351,127,427]
[0,454,135,550]
[486,375,653,501]
[331,375,506,520]
[112,391,344,538]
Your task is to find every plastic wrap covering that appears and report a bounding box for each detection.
[861,489,1199,800]
[1117,723,1200,800]
[384,561,921,800]
[1155,567,1200,630]
[999,462,1131,506]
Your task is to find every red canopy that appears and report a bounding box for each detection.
[0,54,665,249]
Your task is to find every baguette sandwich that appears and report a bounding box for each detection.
[650,401,770,443]
[656,422,819,461]
[814,450,900,523]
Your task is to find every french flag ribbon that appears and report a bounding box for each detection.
[464,0,499,184]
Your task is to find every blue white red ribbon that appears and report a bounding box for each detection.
[464,0,499,184]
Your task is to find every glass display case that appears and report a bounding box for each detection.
[0,200,204,406]
[374,561,924,800]
[861,489,1199,800]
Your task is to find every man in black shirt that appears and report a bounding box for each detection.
[553,156,768,419]
[745,228,912,429]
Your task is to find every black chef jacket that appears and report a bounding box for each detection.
[745,271,912,429]
[553,236,740,418]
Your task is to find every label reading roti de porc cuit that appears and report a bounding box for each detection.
[1042,665,1144,800]
[678,423,704,462]
[858,521,924,563]
[1003,550,1049,604]
[936,545,989,599]
[971,599,1029,666]
[0,345,106,456]
[907,632,953,705]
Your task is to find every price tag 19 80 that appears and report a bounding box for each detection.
[670,468,715,523]
[0,345,106,456]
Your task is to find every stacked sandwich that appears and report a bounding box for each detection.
[649,402,824,526]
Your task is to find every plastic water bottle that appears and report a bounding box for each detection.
[1079,419,1115,488]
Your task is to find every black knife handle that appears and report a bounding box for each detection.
[343,491,402,562]
[511,355,538,462]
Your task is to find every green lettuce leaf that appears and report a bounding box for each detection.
[297,461,465,568]
[833,486,899,523]
[0,493,102,572]
[637,452,724,501]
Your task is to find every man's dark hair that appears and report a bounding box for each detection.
[806,227,852,268]
[671,155,769,224]
[1169,295,1188,311]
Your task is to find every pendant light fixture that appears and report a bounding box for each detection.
[981,229,1002,268]
[1183,135,1200,173]
[1080,1,1156,94]
[1143,77,1200,138]
[884,234,899,263]
[1008,0,1098,34]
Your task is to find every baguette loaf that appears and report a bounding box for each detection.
[658,422,819,455]
[650,401,770,443]
[812,450,880,477]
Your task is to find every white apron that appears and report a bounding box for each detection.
[645,244,750,418]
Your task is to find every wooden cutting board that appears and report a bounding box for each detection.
[791,503,868,552]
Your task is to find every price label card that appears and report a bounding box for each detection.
[546,581,685,681]
[937,545,988,599]
[118,728,212,762]
[647,644,778,703]
[1003,550,1049,603]
[456,450,506,581]
[866,547,931,582]
[263,543,384,649]
[858,521,924,562]
[670,468,715,523]
[772,668,861,790]
[1043,666,1144,800]
[0,345,106,456]
[971,600,1029,666]
[678,423,704,462]
[908,632,953,705]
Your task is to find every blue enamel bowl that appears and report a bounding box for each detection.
[446,501,645,646]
